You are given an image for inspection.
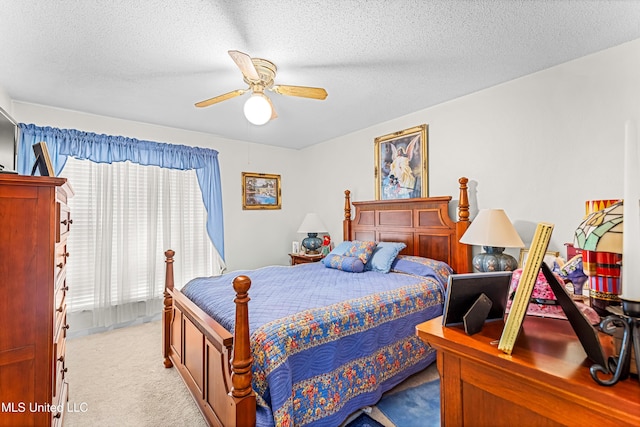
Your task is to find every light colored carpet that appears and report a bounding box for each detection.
[65,320,439,427]
[64,320,206,427]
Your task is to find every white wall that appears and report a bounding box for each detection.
[0,86,11,113]
[5,38,640,270]
[303,38,640,262]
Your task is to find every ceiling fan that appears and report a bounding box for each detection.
[195,50,328,125]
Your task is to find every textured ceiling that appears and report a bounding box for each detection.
[1,1,639,149]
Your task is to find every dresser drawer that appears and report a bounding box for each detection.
[55,242,69,285]
[53,314,67,399]
[54,303,67,334]
[52,380,68,427]
[53,354,66,399]
[54,279,67,313]
[56,203,72,243]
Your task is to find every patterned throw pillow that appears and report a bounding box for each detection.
[364,242,407,273]
[344,240,377,264]
[323,255,365,273]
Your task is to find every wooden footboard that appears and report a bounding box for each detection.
[163,177,472,427]
[163,250,255,427]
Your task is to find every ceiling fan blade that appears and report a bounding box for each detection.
[194,89,246,108]
[228,50,261,82]
[271,85,328,100]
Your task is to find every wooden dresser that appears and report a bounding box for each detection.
[416,315,640,427]
[0,175,73,426]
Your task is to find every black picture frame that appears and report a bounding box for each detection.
[31,142,55,177]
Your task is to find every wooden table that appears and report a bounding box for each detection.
[289,253,324,265]
[416,316,640,427]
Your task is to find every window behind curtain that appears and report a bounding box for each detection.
[60,157,215,324]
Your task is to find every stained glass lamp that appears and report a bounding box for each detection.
[574,201,623,254]
[573,201,623,315]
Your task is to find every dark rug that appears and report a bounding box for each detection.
[376,379,440,427]
[346,413,385,427]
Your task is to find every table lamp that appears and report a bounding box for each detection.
[574,200,623,315]
[459,209,525,272]
[297,213,327,254]
[575,119,640,386]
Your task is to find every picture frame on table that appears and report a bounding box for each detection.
[242,172,281,210]
[31,142,55,177]
[519,248,561,269]
[374,124,428,200]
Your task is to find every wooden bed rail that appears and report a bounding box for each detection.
[163,250,256,426]
[163,249,175,368]
[230,275,253,399]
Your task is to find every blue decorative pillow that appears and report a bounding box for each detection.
[322,241,353,266]
[390,255,453,287]
[364,241,407,273]
[322,240,378,266]
[323,255,365,273]
[344,240,377,264]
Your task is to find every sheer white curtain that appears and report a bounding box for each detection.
[61,157,225,330]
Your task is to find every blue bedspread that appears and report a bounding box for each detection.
[181,262,446,426]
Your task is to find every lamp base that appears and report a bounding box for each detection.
[472,247,519,272]
[301,233,322,254]
[589,299,640,386]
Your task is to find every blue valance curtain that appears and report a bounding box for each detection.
[17,124,225,259]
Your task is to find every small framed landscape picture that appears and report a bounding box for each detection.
[374,124,428,200]
[242,172,281,210]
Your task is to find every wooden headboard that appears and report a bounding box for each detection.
[342,177,472,274]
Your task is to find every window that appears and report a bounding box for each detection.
[61,157,217,325]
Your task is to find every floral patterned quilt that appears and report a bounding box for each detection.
[181,262,448,426]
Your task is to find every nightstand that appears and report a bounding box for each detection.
[416,316,640,426]
[289,253,324,265]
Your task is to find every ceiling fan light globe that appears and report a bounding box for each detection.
[243,94,272,125]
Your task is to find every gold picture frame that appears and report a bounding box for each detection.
[242,172,281,210]
[519,248,561,269]
[374,124,428,200]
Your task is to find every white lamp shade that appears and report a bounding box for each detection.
[460,209,524,248]
[243,94,272,125]
[297,213,327,233]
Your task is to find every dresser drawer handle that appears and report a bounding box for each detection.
[56,262,64,269]
[61,367,68,373]
[58,355,64,362]
[63,324,70,330]
[61,219,73,226]
[56,306,63,313]
[62,286,69,291]
[63,252,70,258]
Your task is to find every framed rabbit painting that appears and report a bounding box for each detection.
[374,124,428,200]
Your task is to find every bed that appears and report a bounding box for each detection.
[162,177,472,426]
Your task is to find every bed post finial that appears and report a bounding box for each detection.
[343,190,352,241]
[163,249,175,368]
[344,190,351,220]
[458,177,469,222]
[231,275,254,399]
